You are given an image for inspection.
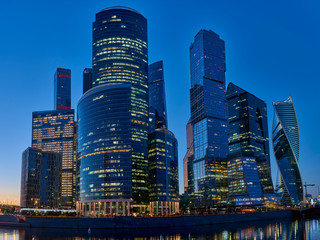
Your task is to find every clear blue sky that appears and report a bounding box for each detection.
[0,0,319,204]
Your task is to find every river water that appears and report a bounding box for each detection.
[0,218,320,239]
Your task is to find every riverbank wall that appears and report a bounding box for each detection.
[25,210,292,229]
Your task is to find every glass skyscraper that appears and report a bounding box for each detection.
[32,110,75,209]
[188,30,229,205]
[147,60,179,215]
[183,119,194,193]
[20,147,62,209]
[83,68,92,94]
[54,68,71,110]
[226,83,274,204]
[148,129,179,215]
[148,61,167,131]
[272,96,303,205]
[228,152,263,206]
[77,7,149,216]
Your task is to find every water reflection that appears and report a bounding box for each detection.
[0,218,320,239]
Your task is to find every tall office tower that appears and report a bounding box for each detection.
[54,68,71,110]
[20,147,62,209]
[32,110,75,209]
[226,83,274,205]
[148,129,179,215]
[228,152,263,206]
[188,30,229,205]
[272,96,303,205]
[183,119,194,192]
[148,61,167,131]
[77,7,149,216]
[83,68,92,94]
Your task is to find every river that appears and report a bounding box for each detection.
[0,218,320,239]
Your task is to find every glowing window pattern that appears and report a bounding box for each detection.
[32,110,75,208]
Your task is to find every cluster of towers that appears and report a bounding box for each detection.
[20,6,304,214]
[20,7,179,215]
[183,30,303,207]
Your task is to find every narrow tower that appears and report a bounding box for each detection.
[188,30,229,205]
[272,96,303,205]
[54,68,71,110]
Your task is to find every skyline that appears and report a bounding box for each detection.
[0,0,320,204]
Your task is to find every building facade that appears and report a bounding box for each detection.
[188,30,229,205]
[77,7,149,216]
[32,110,75,209]
[226,83,274,204]
[148,61,167,131]
[148,129,179,215]
[20,147,62,209]
[183,119,194,192]
[227,152,263,205]
[83,68,92,94]
[272,96,303,205]
[54,68,71,110]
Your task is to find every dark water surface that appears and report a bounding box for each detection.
[1,218,320,239]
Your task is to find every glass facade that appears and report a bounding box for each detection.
[272,96,303,205]
[78,6,149,210]
[148,61,167,131]
[20,147,62,209]
[92,7,148,88]
[78,84,137,201]
[183,119,194,192]
[189,30,229,204]
[32,110,75,209]
[148,129,178,202]
[228,152,263,205]
[54,68,71,110]
[226,83,274,196]
[83,68,92,94]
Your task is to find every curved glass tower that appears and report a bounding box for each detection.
[148,128,179,215]
[272,96,303,205]
[77,7,149,216]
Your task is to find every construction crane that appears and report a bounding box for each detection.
[304,182,315,197]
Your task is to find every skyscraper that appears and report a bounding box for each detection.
[148,61,167,131]
[32,110,75,209]
[226,83,274,205]
[148,129,179,215]
[83,68,92,94]
[272,96,303,205]
[228,152,263,206]
[20,147,62,209]
[188,30,229,205]
[77,7,149,216]
[183,119,194,192]
[54,68,71,110]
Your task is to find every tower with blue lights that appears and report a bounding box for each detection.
[188,29,229,205]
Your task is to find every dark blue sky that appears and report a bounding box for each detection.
[0,0,319,204]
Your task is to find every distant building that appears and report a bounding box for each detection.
[83,68,92,94]
[188,30,229,205]
[20,147,62,209]
[183,119,194,192]
[272,96,303,205]
[54,68,71,110]
[32,110,75,209]
[77,7,149,216]
[226,83,274,205]
[148,61,167,131]
[148,129,179,215]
